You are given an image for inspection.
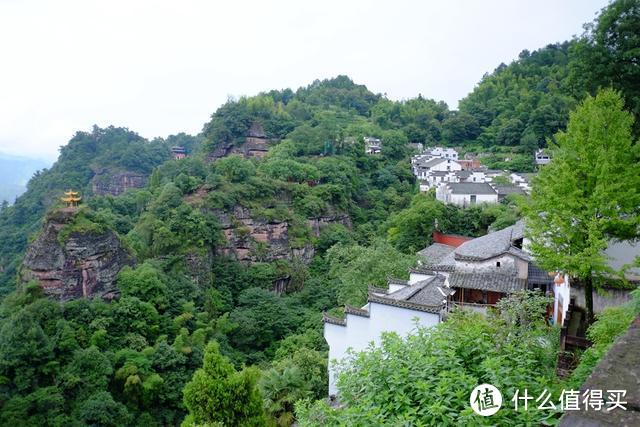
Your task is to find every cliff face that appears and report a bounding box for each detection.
[91,168,148,196]
[213,206,351,263]
[21,209,134,301]
[207,122,271,162]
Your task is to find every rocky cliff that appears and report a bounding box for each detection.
[213,206,351,263]
[91,168,148,196]
[21,208,134,301]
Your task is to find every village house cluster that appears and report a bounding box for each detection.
[410,147,531,206]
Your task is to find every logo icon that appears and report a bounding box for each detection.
[470,383,502,416]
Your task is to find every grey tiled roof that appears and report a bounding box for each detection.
[455,170,472,178]
[417,243,456,265]
[448,272,527,293]
[454,221,524,261]
[493,185,526,196]
[369,275,453,313]
[422,157,448,167]
[528,263,554,286]
[448,182,497,195]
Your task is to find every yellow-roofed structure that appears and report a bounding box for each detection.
[61,190,81,207]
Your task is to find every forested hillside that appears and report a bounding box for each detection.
[0,1,638,425]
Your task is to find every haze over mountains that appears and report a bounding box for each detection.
[0,153,50,203]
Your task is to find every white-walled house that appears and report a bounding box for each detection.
[364,137,382,154]
[323,274,453,396]
[426,146,459,160]
[535,149,551,165]
[412,157,462,180]
[436,182,498,206]
[323,221,562,397]
[510,173,533,193]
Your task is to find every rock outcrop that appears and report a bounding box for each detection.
[91,168,147,196]
[212,206,351,264]
[21,208,134,301]
[207,122,271,162]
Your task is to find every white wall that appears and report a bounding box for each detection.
[447,192,498,207]
[430,159,462,172]
[324,302,440,396]
[553,274,570,326]
[455,254,518,275]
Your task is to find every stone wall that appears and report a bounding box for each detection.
[570,283,636,314]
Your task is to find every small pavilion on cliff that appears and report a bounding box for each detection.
[61,190,81,207]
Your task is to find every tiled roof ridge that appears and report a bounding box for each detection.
[387,277,408,286]
[322,312,346,326]
[368,285,388,294]
[344,305,370,318]
[367,292,442,314]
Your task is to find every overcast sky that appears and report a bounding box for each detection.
[0,0,607,161]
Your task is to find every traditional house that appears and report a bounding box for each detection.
[323,273,454,396]
[425,146,459,160]
[436,182,498,206]
[364,137,382,154]
[509,173,533,193]
[323,222,553,396]
[492,184,527,201]
[412,156,462,181]
[458,158,481,170]
[171,146,186,160]
[417,221,553,312]
[535,149,551,165]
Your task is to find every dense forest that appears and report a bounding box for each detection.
[0,1,638,425]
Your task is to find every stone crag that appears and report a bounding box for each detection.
[91,168,148,196]
[212,206,351,264]
[21,208,134,301]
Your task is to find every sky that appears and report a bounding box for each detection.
[0,0,607,161]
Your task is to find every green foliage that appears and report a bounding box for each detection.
[523,90,640,320]
[385,193,519,253]
[569,0,640,122]
[565,290,639,390]
[182,341,265,427]
[327,240,416,306]
[57,207,108,245]
[458,43,575,152]
[118,262,169,311]
[297,304,560,426]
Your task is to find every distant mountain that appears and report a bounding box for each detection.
[0,153,50,203]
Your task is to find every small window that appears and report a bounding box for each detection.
[496,261,501,267]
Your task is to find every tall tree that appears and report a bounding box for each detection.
[524,89,640,324]
[182,341,265,427]
[569,0,640,122]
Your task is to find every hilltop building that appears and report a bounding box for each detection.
[535,149,551,165]
[364,137,382,154]
[61,190,81,208]
[171,146,186,160]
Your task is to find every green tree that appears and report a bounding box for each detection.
[524,89,640,323]
[569,0,640,121]
[182,341,265,427]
